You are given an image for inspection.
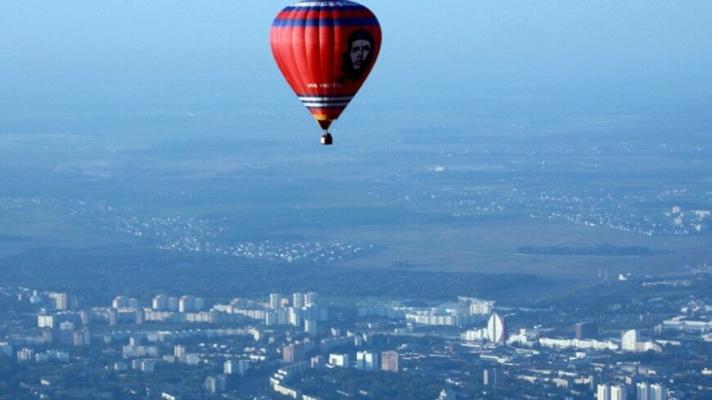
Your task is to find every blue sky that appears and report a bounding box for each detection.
[1,1,711,117]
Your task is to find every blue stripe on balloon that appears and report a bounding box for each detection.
[272,18,379,28]
[282,5,367,12]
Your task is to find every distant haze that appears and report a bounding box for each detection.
[1,1,711,118]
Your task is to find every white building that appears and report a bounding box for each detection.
[112,296,138,309]
[461,328,487,342]
[152,295,169,310]
[277,308,289,325]
[406,312,460,326]
[122,345,159,359]
[304,319,318,336]
[167,296,179,311]
[73,329,91,346]
[539,337,619,352]
[637,382,650,400]
[184,353,201,366]
[328,353,350,368]
[130,359,155,373]
[650,384,667,400]
[620,329,662,352]
[487,313,506,344]
[178,296,205,313]
[637,382,667,400]
[304,292,318,307]
[17,348,34,363]
[224,359,250,376]
[114,362,128,371]
[48,292,68,310]
[469,299,495,315]
[597,384,610,400]
[179,296,194,312]
[269,293,282,309]
[38,315,54,329]
[610,384,627,400]
[47,350,69,362]
[288,307,302,327]
[292,292,304,308]
[507,328,541,346]
[621,329,638,352]
[265,310,277,326]
[204,375,227,394]
[356,351,379,370]
[174,345,186,361]
[194,297,206,311]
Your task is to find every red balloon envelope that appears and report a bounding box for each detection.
[270,1,382,140]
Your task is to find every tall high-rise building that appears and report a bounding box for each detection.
[637,383,667,400]
[73,329,91,347]
[194,297,206,311]
[48,293,68,310]
[112,296,138,309]
[174,345,186,361]
[224,359,235,375]
[597,384,610,400]
[304,292,318,307]
[224,359,250,376]
[637,382,650,400]
[292,292,305,308]
[265,310,277,326]
[381,351,399,372]
[283,343,308,363]
[108,308,119,326]
[304,319,318,336]
[610,385,627,400]
[277,308,289,325]
[486,313,506,344]
[269,293,282,309]
[621,329,638,352]
[152,295,169,311]
[575,322,599,339]
[179,296,196,313]
[204,375,227,394]
[483,368,499,386]
[302,304,318,321]
[80,310,90,326]
[649,384,667,400]
[167,297,179,311]
[356,351,379,371]
[289,307,303,327]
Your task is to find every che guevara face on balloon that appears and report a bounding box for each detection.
[341,30,375,83]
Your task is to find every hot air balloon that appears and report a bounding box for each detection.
[270,0,382,145]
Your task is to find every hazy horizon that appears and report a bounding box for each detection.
[2,1,710,120]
